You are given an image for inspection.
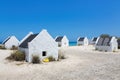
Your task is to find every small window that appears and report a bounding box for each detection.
[64,43,66,45]
[58,44,61,47]
[42,51,47,56]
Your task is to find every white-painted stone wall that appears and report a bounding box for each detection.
[27,30,58,62]
[61,36,69,47]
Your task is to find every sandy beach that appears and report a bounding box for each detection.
[0,45,120,80]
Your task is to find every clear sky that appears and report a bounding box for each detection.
[0,0,120,41]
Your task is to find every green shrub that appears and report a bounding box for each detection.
[7,50,25,61]
[100,34,110,38]
[48,56,55,61]
[32,55,40,64]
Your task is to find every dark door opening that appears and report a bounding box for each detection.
[42,51,47,56]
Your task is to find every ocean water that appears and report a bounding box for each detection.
[0,41,77,46]
[69,42,77,46]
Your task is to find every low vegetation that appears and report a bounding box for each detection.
[0,45,6,50]
[58,50,66,61]
[100,34,110,38]
[48,56,56,61]
[58,54,66,59]
[32,55,40,64]
[6,50,25,61]
[95,48,98,50]
[10,45,18,50]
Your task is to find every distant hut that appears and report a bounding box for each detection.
[95,36,118,52]
[77,37,89,46]
[90,37,99,45]
[55,36,69,47]
[2,36,19,49]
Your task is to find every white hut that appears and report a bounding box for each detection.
[90,37,99,45]
[77,37,89,46]
[95,37,118,52]
[19,29,58,62]
[55,36,69,47]
[2,36,19,49]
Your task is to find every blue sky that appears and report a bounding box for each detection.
[0,0,120,41]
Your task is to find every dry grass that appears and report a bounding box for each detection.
[48,56,56,62]
[6,50,25,61]
[0,45,6,50]
[32,55,41,64]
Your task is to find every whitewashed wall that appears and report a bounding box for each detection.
[4,36,19,49]
[61,36,69,47]
[27,30,58,62]
[110,37,118,51]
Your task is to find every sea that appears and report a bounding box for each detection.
[69,42,77,46]
[0,41,77,46]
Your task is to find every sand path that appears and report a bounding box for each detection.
[0,46,120,80]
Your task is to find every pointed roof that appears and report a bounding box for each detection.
[92,37,98,41]
[96,37,112,46]
[78,37,85,41]
[19,34,38,48]
[19,32,33,45]
[55,36,63,42]
[2,37,11,44]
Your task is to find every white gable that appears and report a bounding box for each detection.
[55,35,69,47]
[61,35,69,47]
[26,29,58,62]
[4,36,19,49]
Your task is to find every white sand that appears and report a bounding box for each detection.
[0,45,120,80]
